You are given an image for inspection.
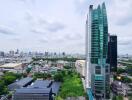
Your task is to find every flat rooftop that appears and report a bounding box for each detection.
[28,80,52,88]
[14,80,61,95]
[0,63,22,68]
[15,88,51,94]
[8,77,33,91]
[15,77,33,86]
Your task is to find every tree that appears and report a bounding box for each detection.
[4,75,16,85]
[61,70,66,76]
[112,96,116,100]
[64,66,71,69]
[54,73,63,82]
[117,95,123,100]
[121,76,132,83]
[112,95,123,100]
[117,68,126,74]
[127,66,132,76]
[26,68,32,73]
[0,80,8,95]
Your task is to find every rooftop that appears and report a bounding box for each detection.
[8,77,33,91]
[28,80,52,88]
[51,82,61,94]
[112,81,131,89]
[0,63,22,68]
[76,60,85,63]
[15,88,51,94]
[14,80,61,95]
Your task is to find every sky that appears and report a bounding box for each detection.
[0,0,132,55]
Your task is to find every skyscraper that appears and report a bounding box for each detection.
[86,3,110,99]
[107,35,117,72]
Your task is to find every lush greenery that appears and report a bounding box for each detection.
[32,57,81,62]
[126,66,132,76]
[33,71,64,82]
[63,65,72,69]
[121,76,132,83]
[33,72,52,79]
[54,72,63,82]
[26,67,32,74]
[56,71,85,99]
[0,80,8,95]
[119,61,132,76]
[0,72,22,95]
[112,95,123,100]
[117,68,126,74]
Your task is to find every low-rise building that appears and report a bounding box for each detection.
[13,88,53,100]
[13,80,61,100]
[111,81,132,96]
[117,64,127,69]
[0,63,25,73]
[8,77,33,91]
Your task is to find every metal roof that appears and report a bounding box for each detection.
[51,82,61,94]
[16,77,33,86]
[29,80,52,88]
[8,77,33,91]
[15,88,51,94]
[14,80,61,95]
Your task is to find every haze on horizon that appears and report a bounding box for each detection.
[0,0,132,55]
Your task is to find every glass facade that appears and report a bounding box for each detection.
[89,3,110,99]
[91,3,108,65]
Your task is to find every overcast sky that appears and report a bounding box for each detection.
[0,0,132,55]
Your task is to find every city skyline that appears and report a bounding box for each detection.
[0,0,132,54]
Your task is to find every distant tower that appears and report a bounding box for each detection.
[16,49,19,54]
[0,51,5,57]
[86,3,110,99]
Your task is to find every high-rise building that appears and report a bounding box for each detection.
[107,35,117,72]
[0,51,5,57]
[86,3,110,99]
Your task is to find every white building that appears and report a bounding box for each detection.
[75,60,85,77]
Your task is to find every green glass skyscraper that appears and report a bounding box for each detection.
[86,3,110,99]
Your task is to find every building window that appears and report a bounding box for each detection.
[95,66,101,74]
[105,66,109,73]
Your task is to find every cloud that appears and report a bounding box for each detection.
[65,33,83,40]
[25,13,66,34]
[108,0,132,26]
[119,41,129,45]
[46,22,65,32]
[0,25,16,35]
[38,37,49,43]
[10,38,21,42]
[30,29,46,34]
[118,37,132,45]
[36,17,66,33]
[18,0,36,4]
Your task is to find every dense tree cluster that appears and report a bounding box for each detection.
[32,57,81,62]
[112,95,123,100]
[0,72,22,95]
[117,68,126,74]
[33,73,52,80]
